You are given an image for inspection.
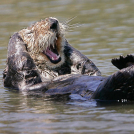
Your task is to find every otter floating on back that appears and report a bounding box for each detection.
[3,17,134,101]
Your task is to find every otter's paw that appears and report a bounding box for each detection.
[111,54,134,69]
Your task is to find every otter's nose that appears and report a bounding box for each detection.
[49,18,58,30]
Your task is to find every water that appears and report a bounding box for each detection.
[1,0,134,133]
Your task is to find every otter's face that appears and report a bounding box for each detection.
[19,17,66,69]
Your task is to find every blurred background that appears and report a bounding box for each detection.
[1,0,134,133]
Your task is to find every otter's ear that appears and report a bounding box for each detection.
[111,54,134,69]
[19,29,34,48]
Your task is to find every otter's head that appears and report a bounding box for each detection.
[19,17,66,69]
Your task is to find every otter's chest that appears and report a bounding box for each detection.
[36,63,71,82]
[36,66,58,82]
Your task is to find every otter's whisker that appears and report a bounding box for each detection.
[67,23,83,29]
[63,16,77,25]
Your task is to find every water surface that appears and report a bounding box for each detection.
[1,0,134,133]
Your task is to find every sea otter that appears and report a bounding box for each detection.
[3,17,134,101]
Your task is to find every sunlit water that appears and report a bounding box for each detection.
[1,0,134,133]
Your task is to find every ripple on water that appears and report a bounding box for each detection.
[0,4,14,15]
[1,0,134,133]
[79,42,98,47]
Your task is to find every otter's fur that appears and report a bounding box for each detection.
[3,17,134,101]
[3,17,101,93]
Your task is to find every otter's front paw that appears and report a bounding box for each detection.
[111,54,134,69]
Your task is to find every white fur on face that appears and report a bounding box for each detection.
[19,17,67,69]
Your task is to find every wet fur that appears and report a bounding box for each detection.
[3,18,101,93]
[3,17,134,101]
[19,18,66,69]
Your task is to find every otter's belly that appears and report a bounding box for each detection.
[45,74,105,99]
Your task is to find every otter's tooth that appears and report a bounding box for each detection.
[57,55,60,58]
[53,43,55,48]
[52,57,54,60]
[56,37,57,40]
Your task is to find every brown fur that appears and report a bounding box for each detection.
[19,17,65,69]
[3,17,101,94]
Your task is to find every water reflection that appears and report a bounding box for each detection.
[1,92,134,133]
[1,0,134,133]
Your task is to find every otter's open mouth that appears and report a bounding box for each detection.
[43,40,61,64]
